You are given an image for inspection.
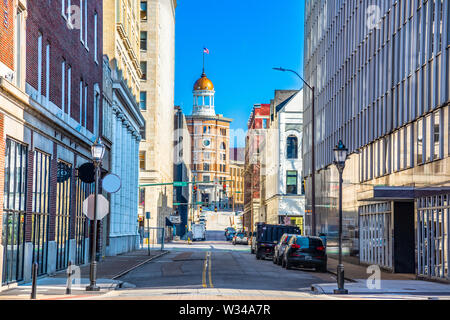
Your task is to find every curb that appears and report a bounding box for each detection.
[111,250,170,282]
[326,268,357,283]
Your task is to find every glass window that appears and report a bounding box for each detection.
[286,170,298,194]
[426,114,431,162]
[140,91,147,110]
[140,31,147,51]
[140,1,147,20]
[417,118,423,164]
[139,151,145,171]
[433,110,440,160]
[286,136,298,159]
[140,61,147,80]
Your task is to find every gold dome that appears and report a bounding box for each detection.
[193,72,214,91]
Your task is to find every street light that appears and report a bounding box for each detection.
[86,137,105,292]
[333,140,348,294]
[272,67,316,236]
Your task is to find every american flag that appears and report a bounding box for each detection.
[203,47,209,54]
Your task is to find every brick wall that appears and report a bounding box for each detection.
[48,142,58,242]
[25,0,103,133]
[25,148,34,242]
[0,113,4,242]
[0,0,14,70]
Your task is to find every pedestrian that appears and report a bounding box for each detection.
[139,225,144,247]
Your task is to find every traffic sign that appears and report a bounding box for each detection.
[82,194,109,220]
[173,181,188,187]
[102,174,121,193]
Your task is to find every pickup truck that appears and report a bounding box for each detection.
[251,223,301,260]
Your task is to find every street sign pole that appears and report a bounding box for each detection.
[86,162,100,291]
[146,211,151,256]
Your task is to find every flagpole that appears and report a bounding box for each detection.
[203,50,205,73]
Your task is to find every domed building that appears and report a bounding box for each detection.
[186,70,232,210]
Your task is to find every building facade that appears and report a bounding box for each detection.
[1,0,104,286]
[186,71,232,211]
[229,148,244,212]
[304,0,450,279]
[262,90,305,232]
[103,0,141,98]
[173,105,192,237]
[243,104,270,233]
[138,0,176,242]
[102,57,144,256]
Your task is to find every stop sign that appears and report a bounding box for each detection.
[83,194,109,220]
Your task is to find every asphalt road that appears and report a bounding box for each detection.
[109,226,336,299]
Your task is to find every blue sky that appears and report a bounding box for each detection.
[174,0,305,147]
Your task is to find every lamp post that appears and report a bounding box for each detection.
[86,137,105,292]
[272,67,316,236]
[333,140,348,294]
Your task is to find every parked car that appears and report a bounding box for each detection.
[225,227,235,237]
[226,230,236,241]
[281,235,327,272]
[232,232,249,245]
[253,223,301,260]
[273,233,298,265]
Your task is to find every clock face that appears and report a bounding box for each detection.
[202,139,211,147]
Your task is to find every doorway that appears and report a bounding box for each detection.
[393,201,415,273]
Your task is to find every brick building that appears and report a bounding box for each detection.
[186,70,232,215]
[243,104,270,233]
[1,0,104,287]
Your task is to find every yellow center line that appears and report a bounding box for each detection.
[208,251,214,288]
[202,251,208,288]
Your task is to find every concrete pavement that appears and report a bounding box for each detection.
[0,250,168,300]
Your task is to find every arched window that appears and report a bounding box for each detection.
[220,142,226,150]
[286,135,298,159]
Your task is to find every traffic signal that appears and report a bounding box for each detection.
[193,185,197,193]
[223,183,227,192]
[200,206,202,212]
[214,206,217,212]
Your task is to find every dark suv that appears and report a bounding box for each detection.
[273,233,297,265]
[281,236,327,272]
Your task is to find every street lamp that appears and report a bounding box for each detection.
[86,137,105,292]
[272,67,316,236]
[333,140,348,294]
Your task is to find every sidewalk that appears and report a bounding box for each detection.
[0,249,168,300]
[312,257,450,296]
[326,257,416,282]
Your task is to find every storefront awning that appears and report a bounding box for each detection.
[358,186,450,202]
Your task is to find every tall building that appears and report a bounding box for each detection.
[103,0,141,98]
[1,0,104,286]
[261,90,305,231]
[243,104,270,233]
[173,105,192,237]
[229,148,245,212]
[138,0,176,242]
[103,0,145,256]
[304,1,450,279]
[186,70,232,211]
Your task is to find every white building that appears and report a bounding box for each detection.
[262,90,305,231]
[103,57,145,256]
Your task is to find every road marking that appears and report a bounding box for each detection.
[202,251,214,288]
[202,251,208,288]
[208,251,214,288]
